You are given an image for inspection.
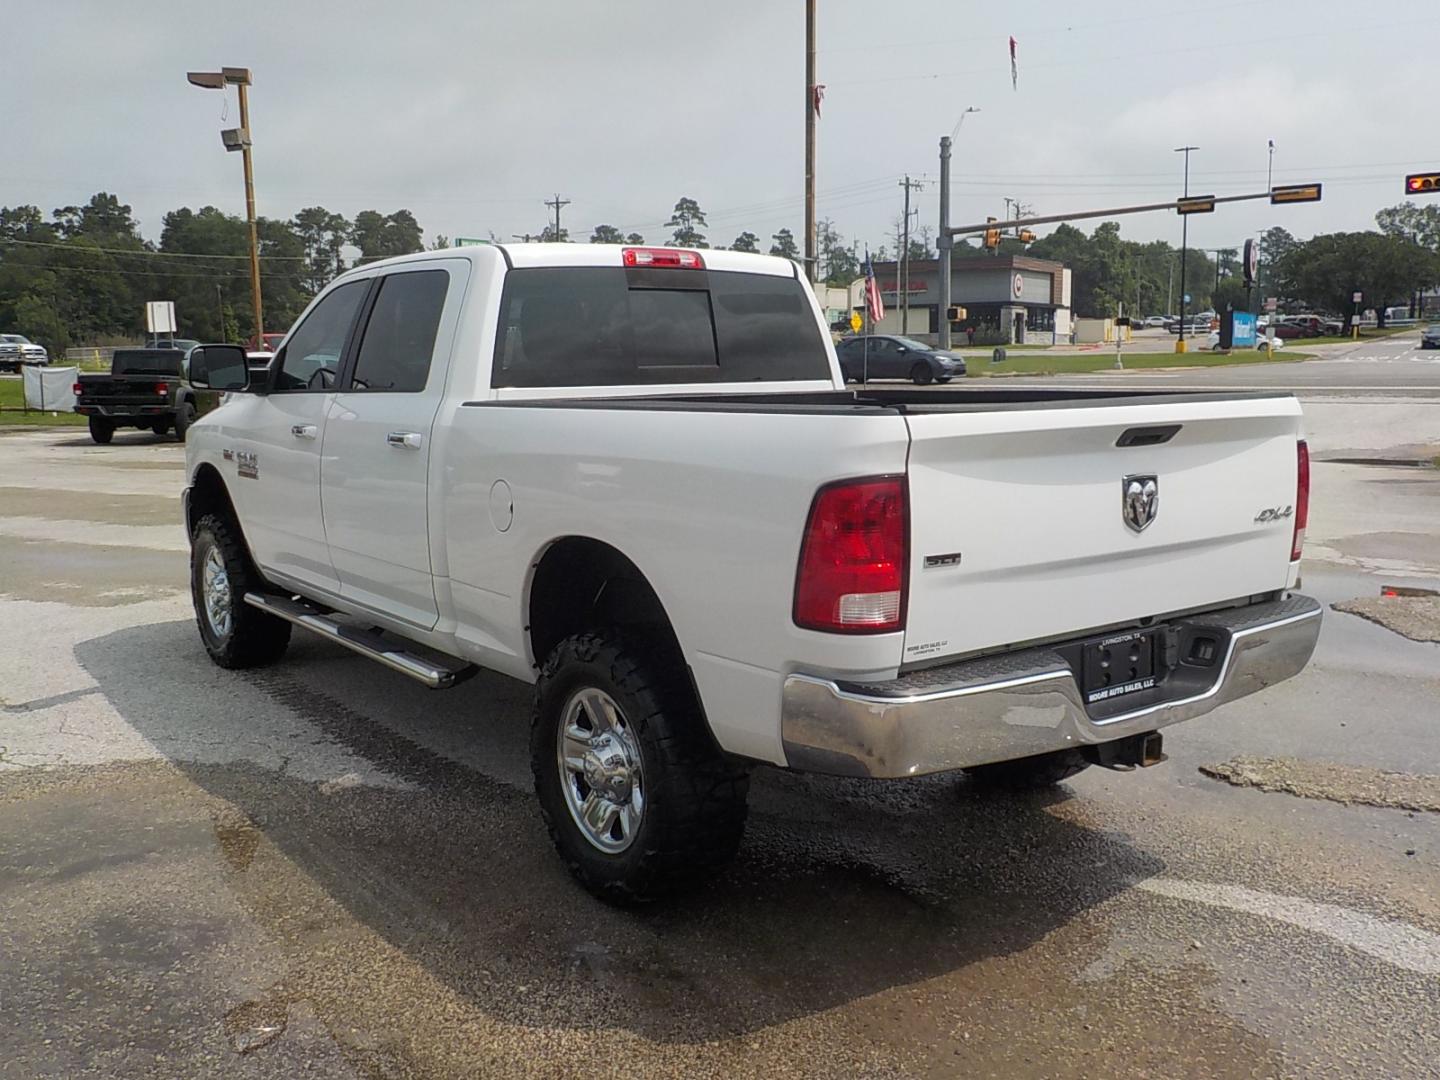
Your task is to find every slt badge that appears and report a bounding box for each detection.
[1122,474,1159,533]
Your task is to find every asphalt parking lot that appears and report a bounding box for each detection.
[2,351,1438,1078]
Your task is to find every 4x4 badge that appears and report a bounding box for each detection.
[1122,474,1159,532]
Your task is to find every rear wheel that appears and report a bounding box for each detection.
[190,513,291,669]
[531,630,749,904]
[151,417,172,437]
[173,400,197,442]
[910,363,934,385]
[88,416,114,444]
[964,748,1090,789]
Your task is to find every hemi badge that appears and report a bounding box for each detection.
[924,552,963,568]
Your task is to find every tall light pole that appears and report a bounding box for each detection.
[188,67,262,344]
[1174,145,1198,353]
[804,0,817,282]
[937,107,979,349]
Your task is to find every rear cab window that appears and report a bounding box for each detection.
[492,265,831,388]
[113,350,184,376]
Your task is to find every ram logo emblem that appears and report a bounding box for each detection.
[1122,474,1159,533]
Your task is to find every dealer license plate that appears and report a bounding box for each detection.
[1080,629,1158,704]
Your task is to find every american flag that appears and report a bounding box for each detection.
[864,255,885,323]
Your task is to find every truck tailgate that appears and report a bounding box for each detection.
[901,394,1303,666]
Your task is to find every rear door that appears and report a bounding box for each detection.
[900,394,1304,666]
[320,261,466,629]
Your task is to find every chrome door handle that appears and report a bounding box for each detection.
[291,424,317,440]
[386,431,423,450]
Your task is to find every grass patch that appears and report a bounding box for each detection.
[972,349,1311,376]
[0,379,87,425]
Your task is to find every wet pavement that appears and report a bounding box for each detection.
[2,377,1438,1078]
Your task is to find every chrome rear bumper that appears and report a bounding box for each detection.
[781,594,1322,778]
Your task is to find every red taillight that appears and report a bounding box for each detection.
[155,382,169,395]
[794,477,908,634]
[621,247,705,269]
[1291,439,1310,562]
[72,382,83,396]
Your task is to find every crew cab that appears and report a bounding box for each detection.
[74,347,218,443]
[181,244,1320,902]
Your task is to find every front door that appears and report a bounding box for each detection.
[321,262,464,629]
[232,278,370,595]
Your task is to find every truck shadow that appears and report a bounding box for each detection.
[74,618,1166,1045]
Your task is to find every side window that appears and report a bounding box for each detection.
[349,270,449,392]
[273,281,368,392]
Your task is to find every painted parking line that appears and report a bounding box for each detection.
[1137,878,1440,975]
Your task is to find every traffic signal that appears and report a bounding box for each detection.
[946,306,967,322]
[1017,229,1036,243]
[1406,172,1440,196]
[983,217,1001,249]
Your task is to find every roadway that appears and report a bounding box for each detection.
[1,343,1437,1078]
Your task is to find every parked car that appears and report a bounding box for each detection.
[149,337,201,354]
[180,243,1320,902]
[1143,315,1168,328]
[72,347,224,443]
[835,334,966,383]
[0,333,50,371]
[1421,323,1440,349]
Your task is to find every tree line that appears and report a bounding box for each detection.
[3,191,1436,354]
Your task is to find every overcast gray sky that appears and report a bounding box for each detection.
[3,0,1434,255]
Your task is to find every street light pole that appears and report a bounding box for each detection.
[1174,145,1197,354]
[804,0,817,282]
[188,66,262,344]
[936,107,977,351]
[236,76,263,344]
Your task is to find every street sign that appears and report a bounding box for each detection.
[454,237,491,247]
[849,312,862,333]
[1405,172,1440,196]
[1183,293,1192,304]
[1176,196,1217,215]
[145,301,177,335]
[1352,291,1363,303]
[1264,296,1278,312]
[1270,183,1323,204]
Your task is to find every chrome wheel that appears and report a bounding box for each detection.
[557,687,644,854]
[201,546,233,640]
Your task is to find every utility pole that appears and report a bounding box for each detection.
[1174,145,1198,353]
[804,0,817,282]
[543,194,570,242]
[899,175,924,333]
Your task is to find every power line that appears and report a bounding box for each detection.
[0,261,251,280]
[0,236,308,260]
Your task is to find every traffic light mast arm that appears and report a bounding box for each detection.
[945,189,1284,238]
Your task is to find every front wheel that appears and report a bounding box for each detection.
[190,513,291,669]
[173,400,197,442]
[531,631,749,904]
[88,416,114,444]
[910,363,934,385]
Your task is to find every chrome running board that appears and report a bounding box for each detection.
[243,592,478,689]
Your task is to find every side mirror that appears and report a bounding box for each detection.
[187,344,250,391]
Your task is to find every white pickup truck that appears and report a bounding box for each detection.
[183,244,1321,902]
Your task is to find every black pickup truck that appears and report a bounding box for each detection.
[73,348,221,444]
